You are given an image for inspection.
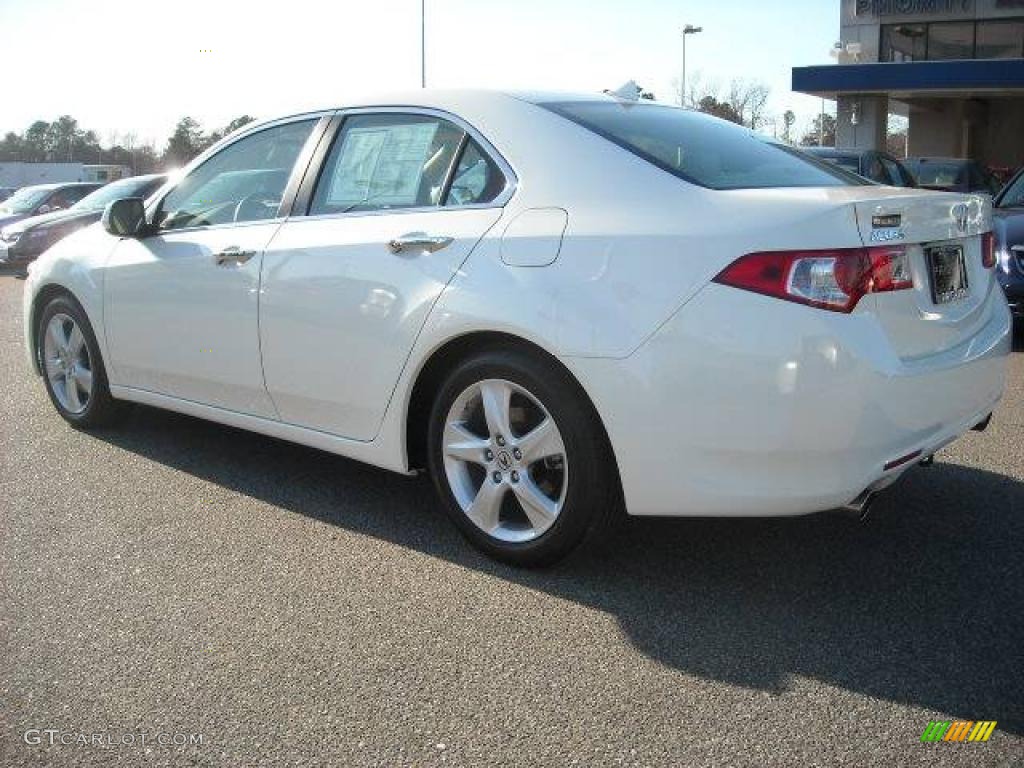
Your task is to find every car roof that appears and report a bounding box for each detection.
[804,147,858,158]
[236,88,622,130]
[906,157,970,164]
[16,181,102,191]
[110,173,166,183]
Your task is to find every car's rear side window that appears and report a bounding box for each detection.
[540,101,859,191]
[311,114,465,215]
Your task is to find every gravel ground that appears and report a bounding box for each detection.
[1,274,1022,767]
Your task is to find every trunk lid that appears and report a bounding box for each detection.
[851,190,994,360]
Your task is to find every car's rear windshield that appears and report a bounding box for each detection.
[0,187,51,214]
[539,101,859,191]
[909,161,965,189]
[73,176,166,211]
[819,155,860,174]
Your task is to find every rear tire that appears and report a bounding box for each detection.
[37,294,122,429]
[426,346,619,566]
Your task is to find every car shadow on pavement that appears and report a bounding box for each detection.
[92,403,1024,735]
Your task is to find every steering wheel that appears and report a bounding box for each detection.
[233,193,276,222]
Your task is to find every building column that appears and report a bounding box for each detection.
[836,94,888,151]
[908,100,966,158]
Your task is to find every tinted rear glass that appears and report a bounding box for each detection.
[540,101,858,191]
[821,155,861,174]
[910,161,965,189]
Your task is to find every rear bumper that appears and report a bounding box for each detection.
[0,243,40,267]
[567,282,1012,517]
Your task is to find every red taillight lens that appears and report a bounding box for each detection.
[713,246,912,313]
[981,232,996,269]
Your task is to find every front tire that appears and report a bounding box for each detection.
[37,294,121,428]
[426,347,618,566]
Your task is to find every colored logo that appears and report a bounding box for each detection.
[920,720,997,743]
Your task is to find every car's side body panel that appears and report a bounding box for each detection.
[22,223,118,373]
[260,206,503,440]
[103,222,283,418]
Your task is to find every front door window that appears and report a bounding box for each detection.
[157,119,316,230]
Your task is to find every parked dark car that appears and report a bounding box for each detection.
[0,182,102,230]
[0,187,17,203]
[0,174,167,270]
[803,147,916,187]
[992,166,1024,322]
[904,157,1000,196]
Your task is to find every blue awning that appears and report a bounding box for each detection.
[793,59,1024,98]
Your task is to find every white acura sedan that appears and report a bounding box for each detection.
[23,91,1011,565]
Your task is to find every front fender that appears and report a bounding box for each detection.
[22,223,121,377]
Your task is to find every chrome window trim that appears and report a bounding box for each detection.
[293,202,506,225]
[140,217,290,237]
[297,105,518,221]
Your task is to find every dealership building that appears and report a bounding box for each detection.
[793,0,1024,169]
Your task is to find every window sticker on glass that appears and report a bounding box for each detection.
[327,122,440,209]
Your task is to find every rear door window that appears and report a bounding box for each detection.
[444,139,507,206]
[310,114,466,215]
[540,101,858,190]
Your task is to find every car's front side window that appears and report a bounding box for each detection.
[310,113,471,215]
[156,119,316,231]
[46,187,90,211]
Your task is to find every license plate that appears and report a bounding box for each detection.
[926,245,969,305]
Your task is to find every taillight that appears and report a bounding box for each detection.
[713,246,912,313]
[981,232,996,269]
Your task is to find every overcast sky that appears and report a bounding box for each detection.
[0,0,838,147]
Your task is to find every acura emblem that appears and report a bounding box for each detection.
[951,203,969,234]
[496,451,513,471]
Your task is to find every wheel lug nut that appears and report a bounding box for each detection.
[513,448,522,460]
[496,435,506,446]
[492,471,502,484]
[484,449,494,461]
[510,471,519,483]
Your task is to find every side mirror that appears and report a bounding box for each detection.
[102,198,147,237]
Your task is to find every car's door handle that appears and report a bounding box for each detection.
[387,233,454,255]
[213,246,257,266]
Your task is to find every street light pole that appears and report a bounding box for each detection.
[421,0,426,88]
[681,24,702,106]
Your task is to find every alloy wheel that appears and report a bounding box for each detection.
[442,378,568,543]
[42,313,93,414]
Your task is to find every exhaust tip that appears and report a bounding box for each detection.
[841,490,878,522]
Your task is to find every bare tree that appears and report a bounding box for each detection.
[674,72,772,131]
[726,80,770,131]
[887,114,909,158]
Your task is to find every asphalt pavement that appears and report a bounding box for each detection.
[1,274,1022,767]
